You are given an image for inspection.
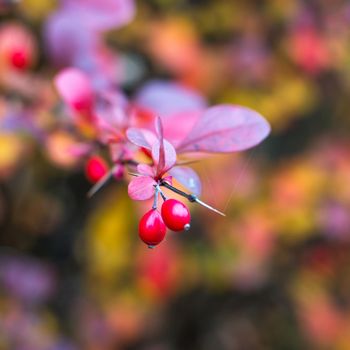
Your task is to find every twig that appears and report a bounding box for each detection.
[160,180,225,216]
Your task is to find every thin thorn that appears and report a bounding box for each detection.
[87,169,113,198]
[160,180,226,216]
[194,198,226,217]
[128,172,141,177]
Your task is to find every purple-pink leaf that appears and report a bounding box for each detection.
[169,166,202,196]
[54,68,94,114]
[45,10,96,67]
[151,139,177,176]
[63,0,135,32]
[135,80,207,117]
[45,8,118,87]
[126,128,157,150]
[155,116,164,139]
[176,105,270,153]
[155,117,165,175]
[137,164,154,177]
[161,111,201,147]
[128,176,156,200]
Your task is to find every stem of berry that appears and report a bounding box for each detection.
[159,180,226,216]
[152,185,160,209]
[159,188,167,201]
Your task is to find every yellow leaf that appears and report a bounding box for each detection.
[84,188,135,287]
[0,133,23,176]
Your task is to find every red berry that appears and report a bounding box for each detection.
[0,24,36,71]
[161,199,191,231]
[10,50,28,70]
[139,209,166,247]
[85,156,108,183]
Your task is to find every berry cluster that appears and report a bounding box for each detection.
[139,186,191,248]
[84,155,197,248]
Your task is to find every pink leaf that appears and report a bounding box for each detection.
[162,111,201,147]
[54,68,94,115]
[128,176,156,200]
[177,105,270,153]
[96,117,124,144]
[169,166,202,196]
[45,10,96,67]
[126,128,157,150]
[155,117,165,175]
[63,0,135,32]
[151,139,177,176]
[137,164,154,177]
[162,176,173,186]
[135,80,207,117]
[155,116,164,139]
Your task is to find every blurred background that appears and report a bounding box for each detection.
[1,0,350,349]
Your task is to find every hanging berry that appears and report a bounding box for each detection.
[161,199,191,231]
[139,209,166,247]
